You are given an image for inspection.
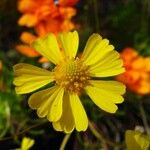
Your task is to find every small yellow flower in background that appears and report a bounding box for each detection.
[13,31,126,133]
[16,137,34,150]
[125,130,150,150]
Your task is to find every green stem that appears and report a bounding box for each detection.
[88,121,124,148]
[139,101,150,136]
[59,134,71,150]
[0,120,47,141]
[88,121,105,143]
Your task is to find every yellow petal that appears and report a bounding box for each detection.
[13,63,54,94]
[90,80,126,95]
[82,34,102,60]
[13,63,52,77]
[89,80,125,103]
[59,31,79,58]
[69,94,88,131]
[47,88,64,122]
[85,84,119,113]
[28,86,58,109]
[89,51,120,70]
[83,39,110,65]
[52,121,63,132]
[36,87,62,118]
[89,51,125,77]
[32,33,62,64]
[37,102,50,118]
[53,93,75,133]
[21,137,34,150]
[82,34,115,65]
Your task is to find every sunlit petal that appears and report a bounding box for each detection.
[28,86,58,110]
[59,31,79,58]
[88,80,125,103]
[69,93,88,131]
[85,82,122,113]
[32,33,62,64]
[89,51,125,77]
[82,34,115,65]
[47,88,64,122]
[29,86,63,119]
[52,93,75,133]
[13,63,54,94]
[82,33,102,60]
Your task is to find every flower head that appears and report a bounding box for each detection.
[125,130,150,150]
[13,31,125,133]
[116,48,150,95]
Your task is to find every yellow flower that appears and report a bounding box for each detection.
[17,137,34,150]
[13,31,125,133]
[125,130,150,150]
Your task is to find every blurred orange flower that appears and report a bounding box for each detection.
[17,0,78,59]
[16,32,40,57]
[35,7,76,36]
[18,0,57,27]
[16,32,49,62]
[18,0,77,33]
[116,48,150,95]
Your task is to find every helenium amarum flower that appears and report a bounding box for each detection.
[13,31,126,133]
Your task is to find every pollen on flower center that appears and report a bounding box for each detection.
[54,58,91,94]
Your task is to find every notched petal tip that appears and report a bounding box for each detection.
[59,30,79,59]
[53,122,75,133]
[85,84,121,113]
[89,33,102,39]
[32,33,62,64]
[119,82,126,95]
[109,105,118,113]
[69,94,88,132]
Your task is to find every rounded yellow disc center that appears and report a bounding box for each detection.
[54,58,90,94]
